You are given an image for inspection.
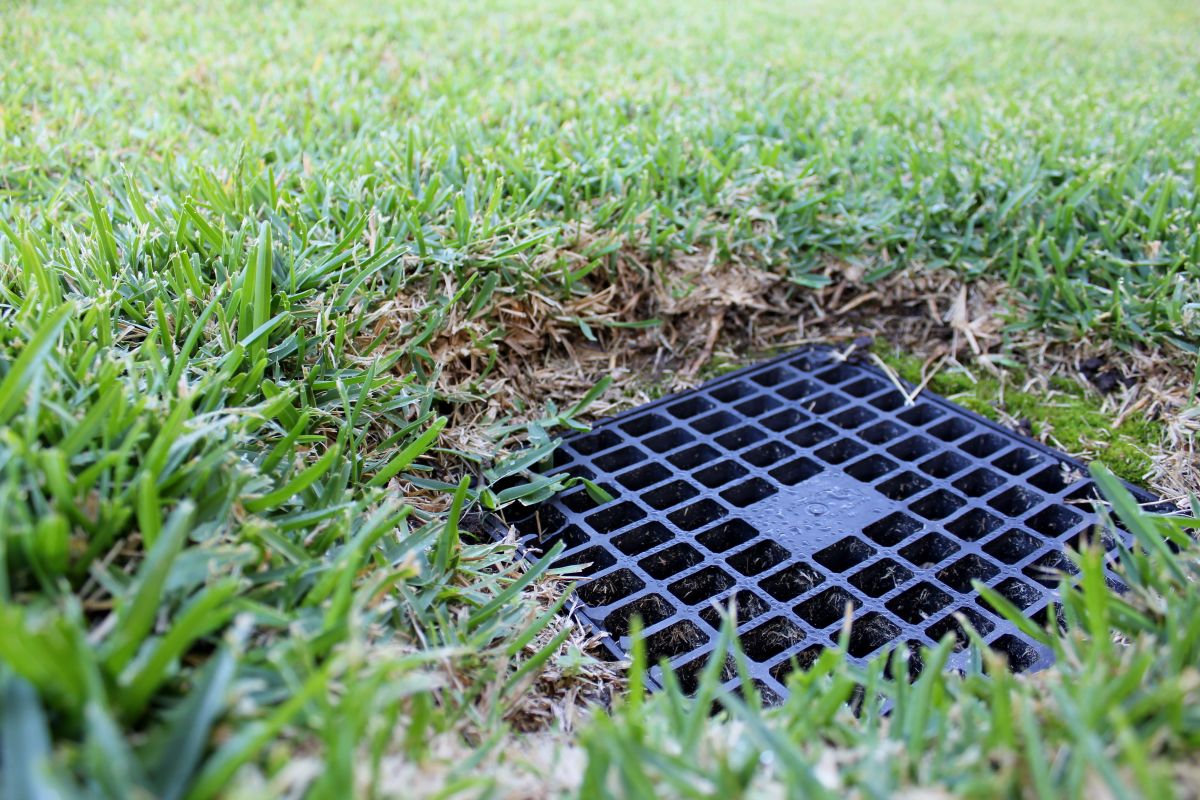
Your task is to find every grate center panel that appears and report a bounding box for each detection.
[490,346,1163,702]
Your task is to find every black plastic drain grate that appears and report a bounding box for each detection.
[492,347,1160,702]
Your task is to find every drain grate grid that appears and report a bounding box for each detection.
[492,347,1160,702]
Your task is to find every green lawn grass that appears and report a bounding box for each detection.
[1,0,1199,797]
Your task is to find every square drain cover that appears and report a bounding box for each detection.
[492,347,1159,701]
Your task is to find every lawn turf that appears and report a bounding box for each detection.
[1,0,1199,797]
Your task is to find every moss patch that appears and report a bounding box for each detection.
[874,347,1161,485]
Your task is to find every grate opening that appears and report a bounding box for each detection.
[927,607,995,649]
[639,543,704,579]
[743,441,795,467]
[850,558,914,597]
[699,590,771,630]
[492,346,1161,701]
[669,443,719,469]
[727,540,791,576]
[887,582,953,624]
[900,532,960,568]
[646,428,696,453]
[760,562,825,601]
[669,566,735,606]
[696,518,759,553]
[613,522,673,555]
[797,587,860,628]
[676,653,738,695]
[605,594,675,637]
[742,617,807,662]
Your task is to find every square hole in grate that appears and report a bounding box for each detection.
[787,422,836,448]
[571,428,623,456]
[960,432,1007,458]
[696,518,758,553]
[742,440,795,467]
[613,521,673,555]
[617,463,672,491]
[877,471,931,501]
[926,607,995,649]
[762,408,808,432]
[1029,463,1083,494]
[526,524,589,558]
[692,410,740,434]
[846,454,898,483]
[742,617,807,662]
[919,451,971,479]
[669,565,736,606]
[814,537,876,572]
[751,366,795,387]
[644,480,700,511]
[716,425,768,450]
[815,438,867,464]
[698,590,771,631]
[983,530,1043,564]
[863,511,923,546]
[1026,505,1082,537]
[727,540,790,576]
[831,406,877,429]
[668,396,716,419]
[990,634,1043,673]
[721,477,778,507]
[604,594,675,637]
[845,613,903,658]
[770,456,824,486]
[859,419,905,444]
[711,381,755,403]
[849,558,914,597]
[953,468,1006,497]
[993,447,1044,475]
[1023,551,1079,587]
[897,403,944,426]
[937,554,999,592]
[639,543,705,579]
[870,390,907,412]
[595,445,648,473]
[576,568,645,607]
[778,378,821,400]
[980,577,1043,611]
[807,393,849,415]
[845,377,885,397]
[770,645,827,685]
[514,505,568,539]
[988,486,1043,516]
[668,442,719,469]
[910,489,967,520]
[797,587,861,628]
[928,416,974,442]
[675,653,738,696]
[586,501,647,534]
[644,620,709,663]
[668,499,728,531]
[645,427,697,453]
[561,484,618,514]
[735,394,782,417]
[553,546,618,578]
[886,581,953,623]
[888,436,939,462]
[816,364,858,384]
[620,413,670,437]
[695,459,750,488]
[945,508,1004,541]
[760,562,825,601]
[899,533,960,568]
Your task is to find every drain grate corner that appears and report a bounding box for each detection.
[490,347,1161,701]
